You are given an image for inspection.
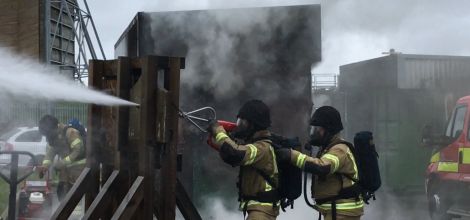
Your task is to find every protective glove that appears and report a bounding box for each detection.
[54,160,66,171]
[275,148,292,164]
[37,166,47,179]
[207,120,226,136]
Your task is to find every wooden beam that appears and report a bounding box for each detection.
[111,176,144,220]
[50,168,91,220]
[114,56,132,219]
[159,57,182,220]
[116,56,131,154]
[86,60,104,209]
[81,170,120,220]
[176,178,202,220]
[138,56,158,219]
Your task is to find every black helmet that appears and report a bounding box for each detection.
[310,106,343,134]
[237,99,271,129]
[38,115,59,136]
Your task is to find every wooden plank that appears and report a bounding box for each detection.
[138,56,158,219]
[156,89,168,145]
[81,170,120,220]
[50,168,91,220]
[176,178,202,220]
[86,59,104,209]
[111,176,144,220]
[159,57,182,220]
[116,57,131,154]
[115,56,132,219]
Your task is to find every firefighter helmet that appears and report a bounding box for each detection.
[237,99,271,130]
[310,106,343,134]
[38,115,59,136]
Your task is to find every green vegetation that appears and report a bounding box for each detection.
[0,179,8,213]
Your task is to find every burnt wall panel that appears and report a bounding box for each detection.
[115,5,321,203]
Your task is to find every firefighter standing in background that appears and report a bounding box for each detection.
[277,106,364,220]
[208,100,279,220]
[38,115,86,200]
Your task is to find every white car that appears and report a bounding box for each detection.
[0,127,47,166]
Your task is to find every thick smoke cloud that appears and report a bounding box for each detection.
[143,4,320,219]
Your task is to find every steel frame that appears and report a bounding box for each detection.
[45,0,106,82]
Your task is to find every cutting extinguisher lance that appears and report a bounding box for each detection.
[178,107,237,151]
[178,106,217,132]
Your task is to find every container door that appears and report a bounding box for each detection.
[438,104,467,176]
[459,104,470,179]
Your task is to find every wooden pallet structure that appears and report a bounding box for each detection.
[50,56,202,220]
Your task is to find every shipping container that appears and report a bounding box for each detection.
[332,54,470,192]
[115,5,322,201]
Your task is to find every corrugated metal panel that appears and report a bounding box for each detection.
[398,55,470,89]
[338,55,398,89]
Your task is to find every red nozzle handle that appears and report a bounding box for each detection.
[217,120,237,132]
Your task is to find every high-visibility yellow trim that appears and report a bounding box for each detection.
[67,158,86,167]
[244,144,258,165]
[459,148,470,164]
[42,159,51,166]
[261,145,278,192]
[437,162,458,172]
[345,149,359,180]
[265,182,272,191]
[64,157,72,164]
[322,153,340,173]
[215,132,229,143]
[70,139,82,148]
[430,152,440,163]
[240,200,281,210]
[317,200,364,210]
[269,146,278,174]
[296,154,307,169]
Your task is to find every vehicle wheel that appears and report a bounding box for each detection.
[428,186,453,220]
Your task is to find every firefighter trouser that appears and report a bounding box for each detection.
[246,210,277,220]
[323,214,361,220]
[57,163,85,200]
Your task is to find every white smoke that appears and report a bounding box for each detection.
[0,48,137,106]
[198,190,429,220]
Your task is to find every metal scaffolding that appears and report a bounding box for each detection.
[45,0,106,82]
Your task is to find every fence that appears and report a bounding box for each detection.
[0,102,88,128]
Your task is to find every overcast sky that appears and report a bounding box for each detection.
[87,0,470,74]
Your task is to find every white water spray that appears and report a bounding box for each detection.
[0,48,137,106]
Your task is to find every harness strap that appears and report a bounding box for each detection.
[238,136,280,210]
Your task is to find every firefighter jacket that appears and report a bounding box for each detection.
[290,135,364,217]
[214,129,280,217]
[42,124,86,169]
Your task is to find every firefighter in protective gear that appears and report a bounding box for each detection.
[38,115,86,200]
[209,100,279,220]
[277,106,364,220]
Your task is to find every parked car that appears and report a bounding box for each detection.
[0,127,46,166]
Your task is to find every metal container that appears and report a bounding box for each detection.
[115,5,322,199]
[335,54,470,191]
